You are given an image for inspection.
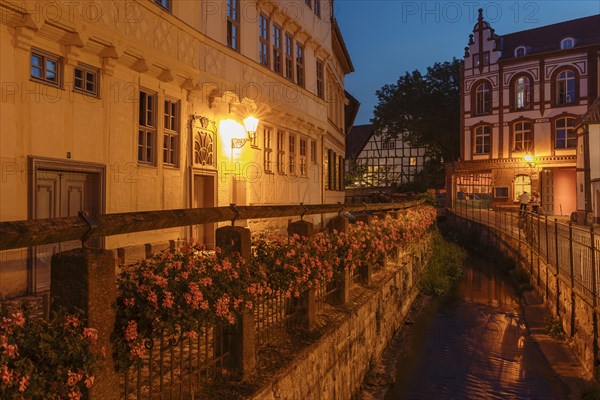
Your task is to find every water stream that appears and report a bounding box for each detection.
[383,255,567,400]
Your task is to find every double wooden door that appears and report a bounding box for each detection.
[32,170,100,292]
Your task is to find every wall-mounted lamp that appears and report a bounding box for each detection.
[523,153,536,168]
[232,116,259,148]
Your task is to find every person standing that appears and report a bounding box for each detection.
[519,191,530,214]
[531,192,540,213]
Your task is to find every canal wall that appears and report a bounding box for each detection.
[251,235,432,400]
[447,213,598,379]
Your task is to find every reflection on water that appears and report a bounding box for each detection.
[384,255,567,400]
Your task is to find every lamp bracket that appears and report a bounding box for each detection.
[232,138,250,149]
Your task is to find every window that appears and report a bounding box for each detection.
[324,148,329,190]
[555,117,576,149]
[561,38,574,49]
[163,99,179,166]
[382,140,395,150]
[285,34,294,80]
[316,59,324,99]
[474,125,491,155]
[338,155,344,191]
[473,54,480,68]
[514,76,531,110]
[482,52,490,66]
[474,82,491,115]
[259,14,269,67]
[556,70,576,105]
[310,140,317,164]
[514,46,526,57]
[31,50,60,86]
[289,135,296,174]
[410,157,417,166]
[494,187,509,198]
[305,0,312,8]
[138,90,157,164]
[154,0,171,11]
[74,64,99,96]
[299,138,307,176]
[513,121,532,152]
[264,127,273,172]
[296,43,305,87]
[277,130,285,173]
[272,25,283,75]
[314,0,321,17]
[227,0,239,50]
[513,175,531,201]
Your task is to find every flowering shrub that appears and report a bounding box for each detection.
[113,243,267,371]
[113,205,437,370]
[0,306,99,400]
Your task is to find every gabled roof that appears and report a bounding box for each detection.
[578,97,600,127]
[498,14,600,60]
[346,124,373,159]
[344,91,360,135]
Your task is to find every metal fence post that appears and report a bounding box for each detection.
[569,222,575,337]
[537,215,541,286]
[555,219,560,316]
[591,226,599,379]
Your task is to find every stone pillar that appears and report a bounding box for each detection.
[216,226,255,380]
[355,214,372,225]
[373,212,387,220]
[335,269,351,305]
[288,220,314,238]
[328,215,349,234]
[216,226,252,261]
[288,220,317,331]
[51,249,119,400]
[359,263,372,285]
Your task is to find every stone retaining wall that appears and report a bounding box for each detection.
[251,237,432,400]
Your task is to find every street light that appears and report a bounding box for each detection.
[232,115,259,148]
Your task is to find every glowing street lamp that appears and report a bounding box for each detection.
[232,115,259,148]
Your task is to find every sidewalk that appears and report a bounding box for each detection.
[521,290,593,399]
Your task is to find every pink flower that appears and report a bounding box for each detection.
[18,374,29,393]
[124,320,138,342]
[83,328,98,345]
[67,370,81,387]
[162,291,174,309]
[68,390,82,400]
[84,375,95,389]
[1,365,13,385]
[11,312,25,328]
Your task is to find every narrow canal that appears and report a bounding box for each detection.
[383,254,568,400]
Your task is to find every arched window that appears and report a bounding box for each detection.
[555,117,576,149]
[556,69,576,105]
[474,125,491,155]
[475,82,491,115]
[560,38,574,49]
[514,175,531,201]
[515,76,531,110]
[513,121,532,152]
[514,46,526,57]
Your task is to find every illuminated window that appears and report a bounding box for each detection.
[514,175,531,201]
[264,127,273,172]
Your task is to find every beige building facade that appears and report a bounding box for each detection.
[0,0,353,297]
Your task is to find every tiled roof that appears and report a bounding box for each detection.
[579,97,600,126]
[346,124,373,159]
[499,14,600,60]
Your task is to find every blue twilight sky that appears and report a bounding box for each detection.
[335,1,600,125]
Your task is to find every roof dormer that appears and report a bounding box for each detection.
[560,37,575,49]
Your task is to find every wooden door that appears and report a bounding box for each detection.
[540,169,554,215]
[193,175,215,249]
[33,171,99,292]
